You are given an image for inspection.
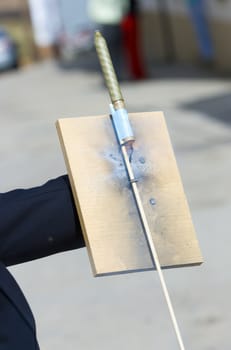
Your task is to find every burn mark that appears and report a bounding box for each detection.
[149,198,156,206]
[102,146,154,192]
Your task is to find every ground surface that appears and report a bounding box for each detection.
[0,62,230,349]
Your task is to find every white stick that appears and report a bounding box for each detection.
[121,145,186,350]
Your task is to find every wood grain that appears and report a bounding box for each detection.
[56,112,203,276]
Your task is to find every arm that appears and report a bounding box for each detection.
[0,175,85,266]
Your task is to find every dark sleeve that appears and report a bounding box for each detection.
[0,175,85,266]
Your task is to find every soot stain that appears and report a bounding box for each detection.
[139,156,146,164]
[101,147,153,191]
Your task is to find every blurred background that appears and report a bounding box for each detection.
[1,0,231,74]
[0,1,231,350]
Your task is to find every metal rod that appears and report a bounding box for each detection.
[121,145,186,350]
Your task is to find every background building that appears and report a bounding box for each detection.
[0,0,35,66]
[139,0,231,72]
[1,0,231,73]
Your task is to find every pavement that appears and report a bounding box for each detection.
[0,61,231,350]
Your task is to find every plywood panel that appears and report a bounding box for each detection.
[56,112,203,276]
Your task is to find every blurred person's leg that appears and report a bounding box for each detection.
[187,0,214,63]
[101,24,126,80]
[121,11,146,80]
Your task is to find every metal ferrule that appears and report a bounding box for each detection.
[110,104,135,145]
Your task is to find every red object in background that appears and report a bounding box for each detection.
[121,13,146,80]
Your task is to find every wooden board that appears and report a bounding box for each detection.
[56,112,203,276]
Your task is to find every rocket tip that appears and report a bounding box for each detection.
[94,30,102,39]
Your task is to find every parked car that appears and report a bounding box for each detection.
[0,28,18,71]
